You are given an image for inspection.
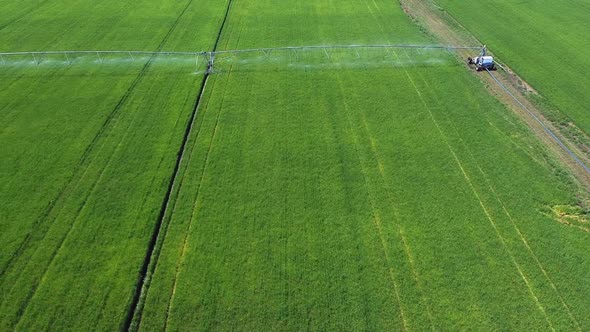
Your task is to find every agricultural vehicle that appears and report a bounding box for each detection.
[467,45,496,71]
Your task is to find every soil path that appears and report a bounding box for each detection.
[399,0,590,190]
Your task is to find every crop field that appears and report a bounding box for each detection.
[1,0,589,331]
[434,0,590,135]
[0,0,228,330]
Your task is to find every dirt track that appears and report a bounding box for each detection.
[399,0,590,191]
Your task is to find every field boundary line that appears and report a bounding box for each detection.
[162,69,231,331]
[126,0,236,329]
[162,0,237,321]
[127,74,210,331]
[121,0,205,327]
[128,69,217,331]
[401,61,555,330]
[336,74,409,331]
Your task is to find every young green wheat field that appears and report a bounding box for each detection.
[1,0,589,330]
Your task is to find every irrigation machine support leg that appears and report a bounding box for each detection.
[355,49,360,59]
[207,52,215,74]
[96,52,102,63]
[64,52,71,65]
[128,52,135,62]
[0,54,5,65]
[32,54,38,65]
[323,48,330,59]
[389,48,396,58]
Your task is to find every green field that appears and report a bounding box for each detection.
[435,0,590,135]
[1,0,227,330]
[1,0,589,330]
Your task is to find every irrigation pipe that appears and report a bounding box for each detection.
[485,68,590,175]
[0,43,482,58]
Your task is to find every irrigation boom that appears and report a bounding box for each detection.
[0,43,482,59]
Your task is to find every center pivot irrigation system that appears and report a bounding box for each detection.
[2,43,588,174]
[0,43,482,71]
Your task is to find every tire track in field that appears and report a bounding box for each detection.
[357,111,436,330]
[0,0,52,31]
[7,35,182,328]
[8,54,159,325]
[336,75,409,331]
[406,58,582,330]
[13,118,134,330]
[357,2,437,328]
[124,0,235,330]
[379,0,567,321]
[2,0,201,327]
[161,69,231,332]
[0,59,152,282]
[371,1,552,326]
[337,69,440,330]
[0,70,45,125]
[454,134,583,330]
[400,61,556,331]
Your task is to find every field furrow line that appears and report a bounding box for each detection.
[0,71,45,125]
[358,7,438,328]
[126,0,235,329]
[336,74,411,331]
[3,0,197,326]
[401,66,556,331]
[398,228,435,327]
[162,69,232,332]
[1,89,143,292]
[0,0,52,31]
[1,78,148,288]
[12,123,130,329]
[359,113,436,330]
